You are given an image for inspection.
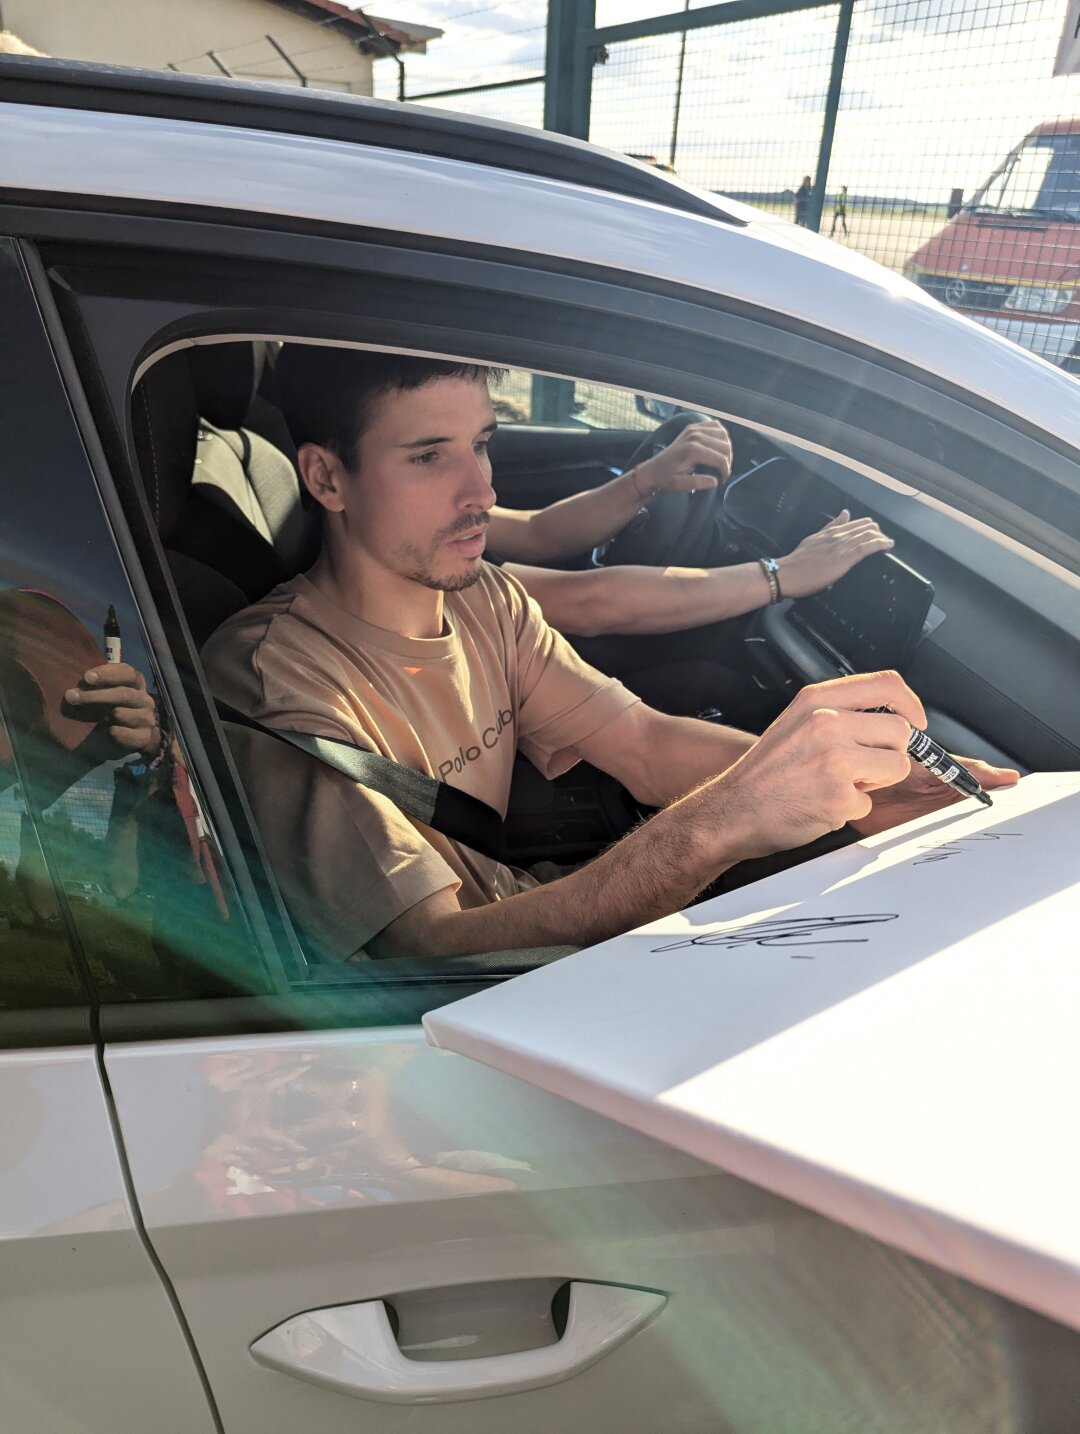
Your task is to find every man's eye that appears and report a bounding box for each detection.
[473,440,491,456]
[411,450,438,467]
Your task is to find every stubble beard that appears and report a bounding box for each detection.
[395,513,489,593]
[407,561,484,594]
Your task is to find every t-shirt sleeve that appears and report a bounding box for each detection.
[206,613,364,748]
[223,725,460,961]
[498,570,640,779]
[204,616,460,959]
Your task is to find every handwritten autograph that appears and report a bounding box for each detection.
[912,831,1022,866]
[651,913,898,957]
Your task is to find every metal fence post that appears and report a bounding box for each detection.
[544,0,596,139]
[534,0,598,423]
[809,0,854,232]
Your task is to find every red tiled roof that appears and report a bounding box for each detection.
[267,1,441,53]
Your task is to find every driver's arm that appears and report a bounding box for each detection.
[505,509,895,637]
[488,420,733,564]
[502,559,773,636]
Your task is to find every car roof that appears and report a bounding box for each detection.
[0,55,744,225]
[1029,118,1080,139]
[3,57,1080,454]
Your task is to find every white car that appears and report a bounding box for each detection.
[1,56,1079,1434]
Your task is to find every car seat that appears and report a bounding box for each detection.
[130,342,319,646]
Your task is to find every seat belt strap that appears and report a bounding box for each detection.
[215,701,506,863]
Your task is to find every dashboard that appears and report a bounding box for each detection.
[722,453,935,677]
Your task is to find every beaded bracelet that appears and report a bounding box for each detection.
[758,556,783,604]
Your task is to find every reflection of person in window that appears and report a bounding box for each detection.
[0,587,160,927]
[5,663,158,927]
[203,348,1017,964]
[105,728,228,922]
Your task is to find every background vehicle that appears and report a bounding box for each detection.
[1,57,1079,1433]
[906,119,1080,370]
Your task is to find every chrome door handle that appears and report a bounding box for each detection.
[250,1281,665,1405]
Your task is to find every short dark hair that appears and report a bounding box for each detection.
[274,346,505,469]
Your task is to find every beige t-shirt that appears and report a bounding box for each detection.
[202,563,639,960]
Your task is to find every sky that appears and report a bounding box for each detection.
[371,0,1080,200]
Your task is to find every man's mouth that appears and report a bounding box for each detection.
[446,524,488,555]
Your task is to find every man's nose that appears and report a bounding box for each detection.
[459,452,496,510]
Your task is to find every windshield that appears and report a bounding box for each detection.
[968,131,1080,219]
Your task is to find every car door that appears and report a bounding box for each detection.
[11,233,858,1434]
[0,236,217,1434]
[22,200,1080,1434]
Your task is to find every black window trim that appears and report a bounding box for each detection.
[32,216,1080,574]
[2,195,1074,490]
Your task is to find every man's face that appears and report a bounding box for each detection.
[340,376,498,593]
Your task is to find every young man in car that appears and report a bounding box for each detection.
[203,347,1017,963]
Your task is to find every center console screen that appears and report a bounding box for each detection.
[792,553,934,673]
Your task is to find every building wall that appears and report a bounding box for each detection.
[4,0,376,93]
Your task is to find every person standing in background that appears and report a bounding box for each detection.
[831,184,849,238]
[794,175,813,226]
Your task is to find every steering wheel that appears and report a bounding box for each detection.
[595,412,724,568]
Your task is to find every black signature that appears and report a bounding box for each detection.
[912,831,1022,866]
[651,912,899,957]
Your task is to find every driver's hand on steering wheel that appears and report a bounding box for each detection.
[632,419,733,497]
[776,510,895,599]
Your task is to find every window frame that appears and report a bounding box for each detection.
[13,238,296,1010]
[20,210,1080,1038]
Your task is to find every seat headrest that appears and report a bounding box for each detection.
[189,342,268,429]
[130,351,198,542]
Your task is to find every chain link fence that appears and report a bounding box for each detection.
[600,0,1080,371]
[386,1,1080,375]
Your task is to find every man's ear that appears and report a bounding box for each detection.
[297,443,348,513]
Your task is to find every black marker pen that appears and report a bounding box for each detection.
[867,707,992,808]
[104,604,122,664]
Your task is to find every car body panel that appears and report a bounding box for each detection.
[104,1027,1059,1432]
[912,213,1080,291]
[0,1047,215,1433]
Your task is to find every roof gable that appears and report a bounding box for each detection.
[265,0,440,54]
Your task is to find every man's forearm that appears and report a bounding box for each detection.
[505,561,773,637]
[391,780,743,959]
[610,712,755,808]
[489,470,647,564]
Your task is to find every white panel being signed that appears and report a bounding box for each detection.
[425,772,1080,1332]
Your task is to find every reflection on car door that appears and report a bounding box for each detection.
[0,235,216,1434]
